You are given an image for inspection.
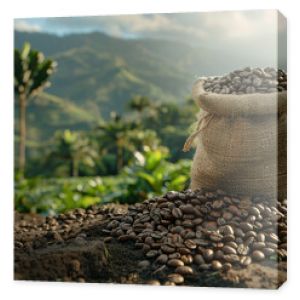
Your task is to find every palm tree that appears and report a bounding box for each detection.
[14,42,56,178]
[49,130,98,177]
[97,113,137,172]
[128,96,151,113]
[96,112,161,173]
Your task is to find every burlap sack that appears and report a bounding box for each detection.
[184,80,287,198]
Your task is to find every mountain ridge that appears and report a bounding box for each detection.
[14,30,283,145]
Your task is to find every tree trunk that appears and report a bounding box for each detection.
[71,158,79,177]
[117,145,123,172]
[18,93,26,178]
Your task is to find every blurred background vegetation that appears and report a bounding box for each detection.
[14,32,198,215]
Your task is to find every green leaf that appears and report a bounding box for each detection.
[145,150,163,170]
[136,172,156,186]
[21,42,31,60]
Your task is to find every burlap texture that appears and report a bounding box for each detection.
[188,80,287,198]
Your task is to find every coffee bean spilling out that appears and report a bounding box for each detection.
[103,189,287,286]
[201,67,287,94]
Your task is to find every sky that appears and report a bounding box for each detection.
[14,10,284,47]
[14,10,287,69]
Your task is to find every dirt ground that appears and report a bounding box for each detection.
[14,207,286,289]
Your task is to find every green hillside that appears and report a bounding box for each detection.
[15,31,256,119]
[14,32,193,117]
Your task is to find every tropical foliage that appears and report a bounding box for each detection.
[15,148,191,214]
[14,42,197,215]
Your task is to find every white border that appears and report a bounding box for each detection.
[1,1,299,300]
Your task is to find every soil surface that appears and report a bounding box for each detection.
[14,202,286,289]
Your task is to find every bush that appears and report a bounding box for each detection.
[15,148,192,214]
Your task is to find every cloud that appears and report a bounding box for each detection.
[17,10,279,50]
[14,19,41,32]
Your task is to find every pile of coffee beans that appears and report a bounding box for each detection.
[103,189,287,286]
[202,67,287,94]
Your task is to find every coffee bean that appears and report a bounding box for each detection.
[234,228,245,238]
[169,252,181,259]
[265,242,278,249]
[252,242,266,250]
[182,220,193,228]
[222,225,234,236]
[227,205,240,215]
[172,208,183,219]
[151,232,162,239]
[180,205,197,215]
[143,244,151,253]
[247,215,256,223]
[184,239,197,249]
[240,256,252,266]
[245,231,257,239]
[278,249,287,258]
[146,280,161,285]
[104,237,112,243]
[252,250,265,261]
[138,260,151,269]
[167,259,184,268]
[245,236,255,246]
[175,266,194,275]
[167,273,184,284]
[193,254,205,265]
[195,231,202,238]
[223,212,233,221]
[223,246,237,255]
[178,247,191,255]
[181,254,193,265]
[151,242,162,249]
[144,236,154,245]
[146,250,159,258]
[249,207,261,216]
[224,254,240,263]
[240,222,253,232]
[254,222,264,230]
[171,226,184,234]
[209,232,223,242]
[223,234,235,243]
[237,244,249,255]
[74,237,86,246]
[185,231,196,239]
[164,281,176,286]
[223,262,232,271]
[203,249,214,262]
[214,250,224,260]
[267,233,279,243]
[262,248,276,256]
[166,191,179,200]
[210,211,222,218]
[217,218,226,226]
[199,263,211,270]
[226,241,238,249]
[161,245,175,254]
[156,254,168,264]
[193,216,204,224]
[211,260,223,270]
[203,221,218,231]
[256,233,265,242]
[212,200,224,209]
